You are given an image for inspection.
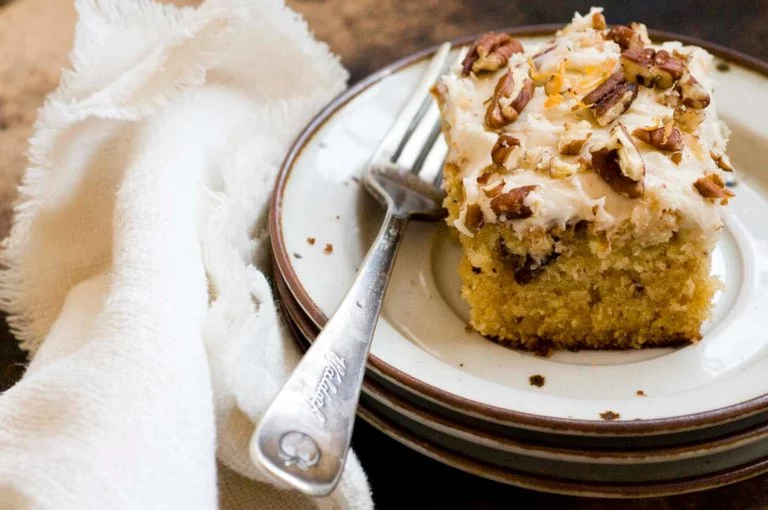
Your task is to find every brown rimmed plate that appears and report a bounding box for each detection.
[270,26,768,435]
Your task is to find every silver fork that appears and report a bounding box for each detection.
[251,42,454,497]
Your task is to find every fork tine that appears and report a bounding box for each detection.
[372,42,453,164]
[413,127,448,185]
[433,158,445,186]
[410,119,443,175]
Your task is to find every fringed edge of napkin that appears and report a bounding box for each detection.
[0,0,261,353]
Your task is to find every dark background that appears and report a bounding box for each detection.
[2,0,767,508]
[288,0,767,82]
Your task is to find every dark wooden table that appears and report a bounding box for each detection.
[2,0,767,508]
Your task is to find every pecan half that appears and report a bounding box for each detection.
[592,82,638,126]
[678,71,711,109]
[491,134,522,166]
[465,203,484,230]
[511,77,535,115]
[484,71,534,129]
[652,50,685,88]
[581,72,626,106]
[632,125,685,151]
[590,124,645,198]
[490,185,537,219]
[674,105,706,132]
[621,48,656,86]
[694,173,734,203]
[558,121,593,155]
[711,151,734,172]
[461,33,524,76]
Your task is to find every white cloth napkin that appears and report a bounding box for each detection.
[0,0,373,508]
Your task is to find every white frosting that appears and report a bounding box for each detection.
[438,7,732,245]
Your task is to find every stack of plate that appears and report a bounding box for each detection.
[268,28,768,498]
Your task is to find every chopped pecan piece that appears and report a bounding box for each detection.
[590,124,646,198]
[711,151,734,172]
[522,147,554,173]
[591,149,644,198]
[606,25,644,51]
[621,48,656,86]
[490,185,537,219]
[674,105,706,132]
[558,121,593,155]
[606,26,632,49]
[660,87,682,107]
[484,71,534,128]
[677,71,711,109]
[484,181,505,198]
[632,125,685,151]
[550,157,580,179]
[621,48,684,89]
[671,151,683,165]
[476,172,492,185]
[606,23,649,51]
[630,22,652,42]
[464,203,484,230]
[592,11,607,30]
[491,134,522,166]
[592,82,638,126]
[653,50,685,88]
[694,173,734,203]
[461,32,524,76]
[581,72,626,106]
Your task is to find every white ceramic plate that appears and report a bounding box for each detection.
[271,28,768,434]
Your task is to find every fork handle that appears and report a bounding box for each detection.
[252,211,409,497]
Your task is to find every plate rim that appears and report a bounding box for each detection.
[269,24,768,435]
[356,393,768,499]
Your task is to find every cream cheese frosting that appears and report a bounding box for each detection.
[437,7,733,245]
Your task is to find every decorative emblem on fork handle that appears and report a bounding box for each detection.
[278,431,320,470]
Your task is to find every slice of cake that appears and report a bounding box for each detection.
[433,7,734,352]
